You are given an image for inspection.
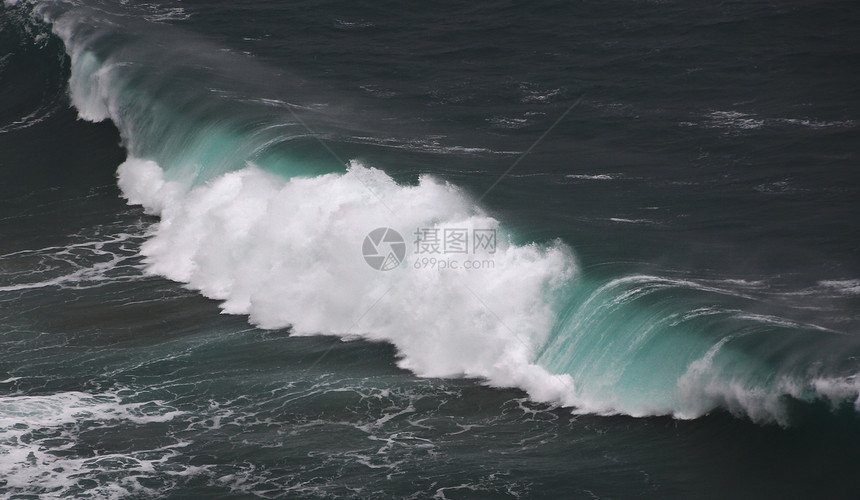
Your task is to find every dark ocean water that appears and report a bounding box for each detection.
[1,0,859,497]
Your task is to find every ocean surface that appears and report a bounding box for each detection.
[1,0,859,497]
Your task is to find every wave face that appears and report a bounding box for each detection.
[28,0,860,424]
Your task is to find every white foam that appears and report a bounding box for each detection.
[565,174,614,181]
[812,376,860,410]
[818,279,860,296]
[519,83,564,103]
[682,111,856,132]
[775,118,856,129]
[707,111,765,130]
[117,158,185,215]
[607,217,656,225]
[0,231,145,292]
[0,390,187,497]
[488,116,532,129]
[117,157,579,406]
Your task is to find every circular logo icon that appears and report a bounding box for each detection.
[362,227,406,271]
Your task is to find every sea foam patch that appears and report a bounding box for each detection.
[0,390,188,497]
